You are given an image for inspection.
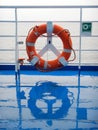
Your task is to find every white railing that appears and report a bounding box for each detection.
[0,6,98,71]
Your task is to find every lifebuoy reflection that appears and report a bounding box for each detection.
[28,81,74,119]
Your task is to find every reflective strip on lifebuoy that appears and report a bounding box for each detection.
[26,23,73,71]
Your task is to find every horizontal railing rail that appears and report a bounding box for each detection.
[0,5,98,70]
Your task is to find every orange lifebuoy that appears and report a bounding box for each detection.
[26,23,75,71]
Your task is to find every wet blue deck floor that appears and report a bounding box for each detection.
[0,70,98,130]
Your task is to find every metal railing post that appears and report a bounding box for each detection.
[79,7,82,70]
[15,8,20,86]
[76,7,82,128]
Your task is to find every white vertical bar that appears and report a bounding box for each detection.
[15,8,18,72]
[47,21,53,45]
[76,8,82,130]
[46,21,53,60]
[79,8,82,70]
[47,21,53,36]
[15,8,20,85]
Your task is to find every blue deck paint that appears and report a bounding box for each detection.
[0,70,98,129]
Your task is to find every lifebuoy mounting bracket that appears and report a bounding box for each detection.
[47,21,53,45]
